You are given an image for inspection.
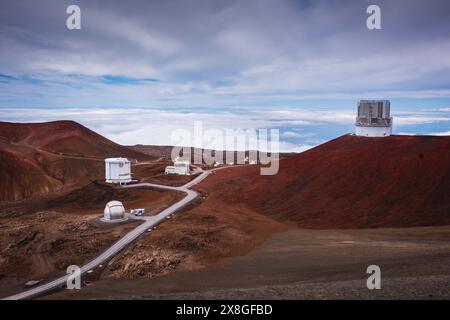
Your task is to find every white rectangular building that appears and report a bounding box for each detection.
[105,158,132,184]
[165,161,190,175]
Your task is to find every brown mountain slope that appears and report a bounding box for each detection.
[0,120,151,201]
[198,135,450,228]
[0,120,147,159]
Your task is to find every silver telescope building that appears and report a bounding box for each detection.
[355,100,392,137]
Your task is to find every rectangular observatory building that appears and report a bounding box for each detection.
[105,158,131,184]
[355,100,393,137]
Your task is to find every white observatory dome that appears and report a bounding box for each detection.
[104,200,125,220]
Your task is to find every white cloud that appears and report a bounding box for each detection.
[430,131,450,136]
[431,108,450,112]
[396,132,417,136]
[281,131,301,138]
[394,114,450,125]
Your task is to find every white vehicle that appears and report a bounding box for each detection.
[130,208,145,216]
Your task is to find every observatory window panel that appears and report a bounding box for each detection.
[119,163,123,168]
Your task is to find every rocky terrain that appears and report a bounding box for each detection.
[0,180,181,297]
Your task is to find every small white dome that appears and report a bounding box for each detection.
[104,200,125,220]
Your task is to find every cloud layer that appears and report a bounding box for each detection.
[1,106,448,152]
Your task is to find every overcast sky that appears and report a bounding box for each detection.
[0,0,449,149]
[1,0,450,108]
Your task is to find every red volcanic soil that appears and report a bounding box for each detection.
[0,120,151,201]
[198,135,450,228]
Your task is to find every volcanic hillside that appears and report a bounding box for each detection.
[199,135,450,228]
[0,120,150,201]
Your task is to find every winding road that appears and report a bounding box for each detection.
[3,166,217,300]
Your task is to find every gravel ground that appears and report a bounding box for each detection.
[132,275,450,300]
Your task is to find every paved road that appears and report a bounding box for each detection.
[3,167,215,300]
